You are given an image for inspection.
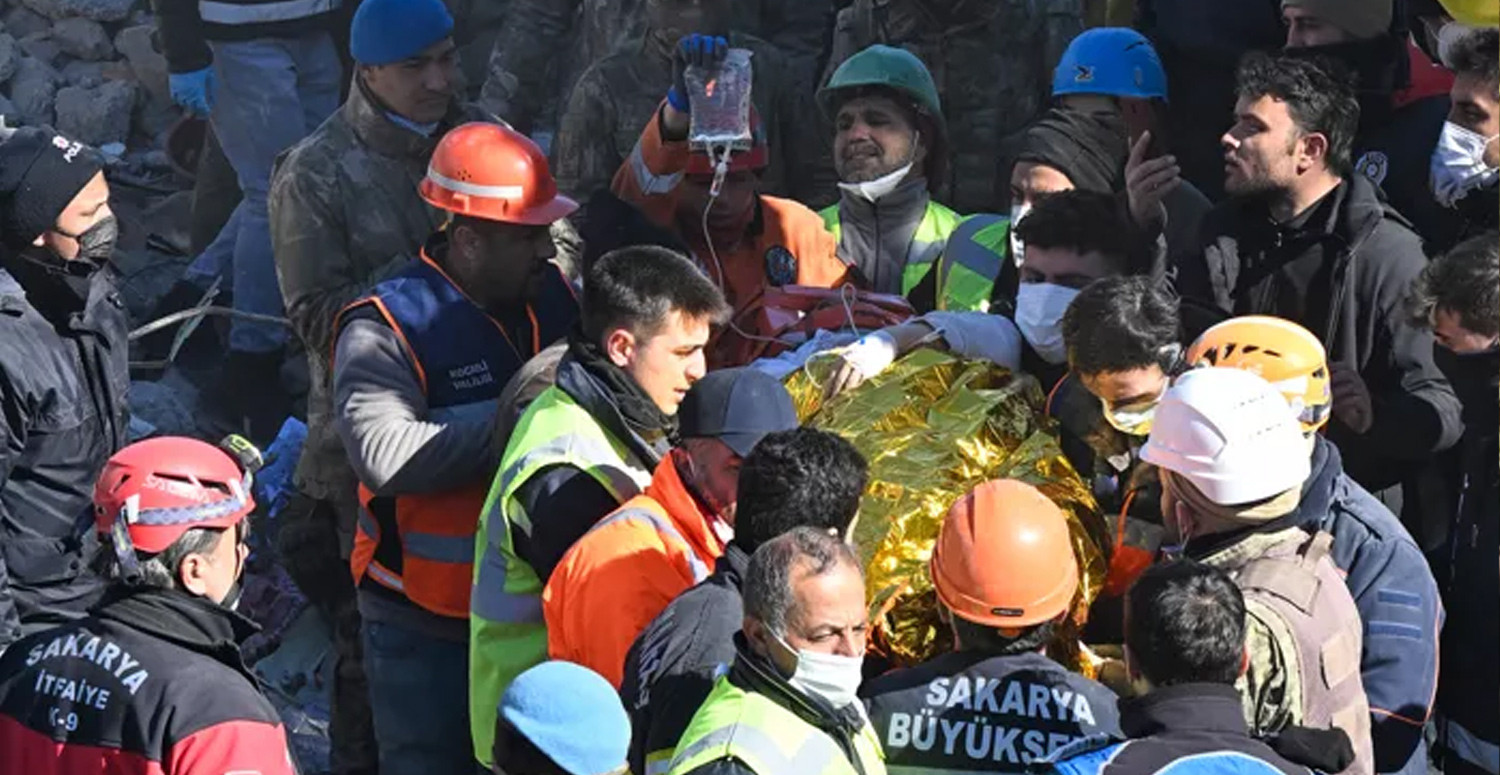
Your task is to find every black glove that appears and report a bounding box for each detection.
[1265,726,1355,773]
[668,33,729,112]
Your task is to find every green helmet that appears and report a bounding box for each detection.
[818,45,945,138]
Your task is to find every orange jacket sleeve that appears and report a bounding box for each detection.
[610,103,692,230]
[543,521,699,688]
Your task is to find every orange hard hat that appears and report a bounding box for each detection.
[930,479,1078,629]
[419,122,578,226]
[1185,315,1332,434]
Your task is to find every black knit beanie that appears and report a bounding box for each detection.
[0,127,105,252]
[1014,107,1130,195]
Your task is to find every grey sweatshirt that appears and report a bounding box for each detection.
[333,316,503,641]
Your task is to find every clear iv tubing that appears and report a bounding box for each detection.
[699,142,864,350]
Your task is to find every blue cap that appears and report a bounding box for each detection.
[679,368,799,457]
[1052,28,1168,102]
[349,0,454,66]
[500,661,629,775]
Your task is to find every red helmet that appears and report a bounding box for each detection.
[685,106,769,176]
[94,436,257,555]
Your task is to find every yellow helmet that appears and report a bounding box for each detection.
[1440,0,1497,29]
[1185,316,1332,434]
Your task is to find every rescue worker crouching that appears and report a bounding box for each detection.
[333,122,579,774]
[1186,316,1442,775]
[817,44,1007,316]
[0,437,295,775]
[861,480,1121,773]
[611,34,849,366]
[1052,276,1183,623]
[666,527,885,775]
[470,244,730,767]
[1140,367,1374,775]
[544,367,798,688]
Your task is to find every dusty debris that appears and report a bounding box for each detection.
[55,78,135,144]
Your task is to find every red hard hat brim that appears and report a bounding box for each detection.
[510,193,580,226]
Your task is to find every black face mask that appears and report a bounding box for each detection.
[57,214,118,264]
[1435,344,1499,429]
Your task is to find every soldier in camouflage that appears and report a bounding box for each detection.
[550,0,835,228]
[823,0,1085,214]
[477,0,834,137]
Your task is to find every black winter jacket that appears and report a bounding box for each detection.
[151,0,342,74]
[1433,347,1498,774]
[1049,684,1318,775]
[622,543,749,775]
[1175,175,1462,494]
[0,254,127,653]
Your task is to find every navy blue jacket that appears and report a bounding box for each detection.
[1297,436,1442,775]
[861,650,1121,773]
[1049,684,1313,775]
[0,254,126,653]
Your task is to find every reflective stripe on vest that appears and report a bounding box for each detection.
[198,0,336,24]
[934,214,1006,312]
[629,142,684,195]
[469,385,653,766]
[667,677,886,775]
[822,201,1002,312]
[342,256,573,620]
[589,505,713,584]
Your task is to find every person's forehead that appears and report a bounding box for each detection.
[1024,244,1108,272]
[1011,161,1073,190]
[838,93,905,118]
[1082,366,1165,394]
[1237,94,1293,124]
[787,559,862,614]
[1451,74,1500,108]
[1432,308,1473,334]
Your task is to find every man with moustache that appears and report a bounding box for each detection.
[816,44,1007,315]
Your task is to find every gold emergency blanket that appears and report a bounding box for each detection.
[789,349,1108,671]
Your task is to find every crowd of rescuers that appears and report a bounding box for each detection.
[0,0,1494,772]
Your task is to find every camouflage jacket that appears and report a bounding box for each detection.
[824,0,1084,213]
[268,81,496,507]
[478,0,835,135]
[551,32,835,229]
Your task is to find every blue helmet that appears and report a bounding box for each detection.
[1052,28,1168,102]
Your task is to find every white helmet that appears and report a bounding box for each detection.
[1140,367,1312,506]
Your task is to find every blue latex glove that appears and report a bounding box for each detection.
[668,34,728,112]
[169,67,216,116]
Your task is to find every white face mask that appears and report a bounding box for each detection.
[1431,121,1500,208]
[772,633,864,709]
[1015,282,1079,365]
[837,162,914,202]
[1008,203,1031,267]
